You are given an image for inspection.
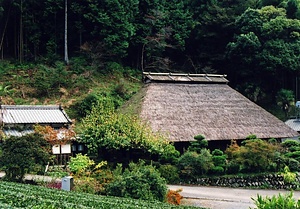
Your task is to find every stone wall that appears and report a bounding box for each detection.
[192,174,300,190]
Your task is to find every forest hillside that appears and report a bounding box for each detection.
[0,0,300,121]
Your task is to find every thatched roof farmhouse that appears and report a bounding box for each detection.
[137,72,299,149]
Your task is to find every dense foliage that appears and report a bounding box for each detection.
[106,161,167,202]
[0,133,51,182]
[1,0,300,106]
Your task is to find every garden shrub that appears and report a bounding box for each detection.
[251,192,300,209]
[105,161,167,202]
[188,135,208,153]
[212,155,226,168]
[226,138,280,173]
[226,161,240,174]
[211,149,226,175]
[210,166,225,175]
[73,178,104,194]
[158,164,180,184]
[68,154,108,178]
[75,93,101,118]
[285,151,300,162]
[68,154,95,176]
[282,140,300,148]
[281,166,297,184]
[287,158,300,172]
[177,149,213,180]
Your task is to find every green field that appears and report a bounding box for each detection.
[0,181,199,209]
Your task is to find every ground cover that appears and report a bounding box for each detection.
[0,181,200,209]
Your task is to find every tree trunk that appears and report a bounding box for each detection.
[64,0,69,65]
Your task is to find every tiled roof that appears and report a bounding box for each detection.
[0,105,72,124]
[285,119,300,132]
[143,72,229,84]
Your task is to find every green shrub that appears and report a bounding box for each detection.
[158,164,180,184]
[212,156,226,172]
[282,140,300,149]
[212,150,226,167]
[251,192,300,209]
[79,101,177,163]
[210,166,225,175]
[289,146,300,152]
[226,161,240,174]
[281,166,297,184]
[0,133,51,182]
[177,149,213,180]
[285,151,300,161]
[211,149,223,156]
[287,158,300,172]
[188,135,208,153]
[68,154,95,176]
[227,138,280,173]
[105,161,167,202]
[73,178,104,194]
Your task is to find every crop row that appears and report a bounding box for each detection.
[0,181,198,209]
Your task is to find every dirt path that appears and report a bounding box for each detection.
[168,185,300,209]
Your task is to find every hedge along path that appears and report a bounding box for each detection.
[0,181,199,209]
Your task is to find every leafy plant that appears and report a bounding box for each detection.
[281,166,297,184]
[68,153,107,178]
[251,192,300,209]
[68,154,95,176]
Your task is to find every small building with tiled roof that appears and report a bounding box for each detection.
[0,105,79,164]
[0,105,72,137]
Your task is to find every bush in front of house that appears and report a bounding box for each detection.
[158,164,180,184]
[0,133,51,182]
[211,149,227,175]
[177,149,214,181]
[105,161,167,202]
[225,137,281,173]
[287,158,300,172]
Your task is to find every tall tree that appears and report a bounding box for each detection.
[184,0,259,73]
[286,0,300,19]
[79,0,138,62]
[226,6,300,102]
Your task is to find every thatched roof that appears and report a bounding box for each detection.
[138,72,299,142]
